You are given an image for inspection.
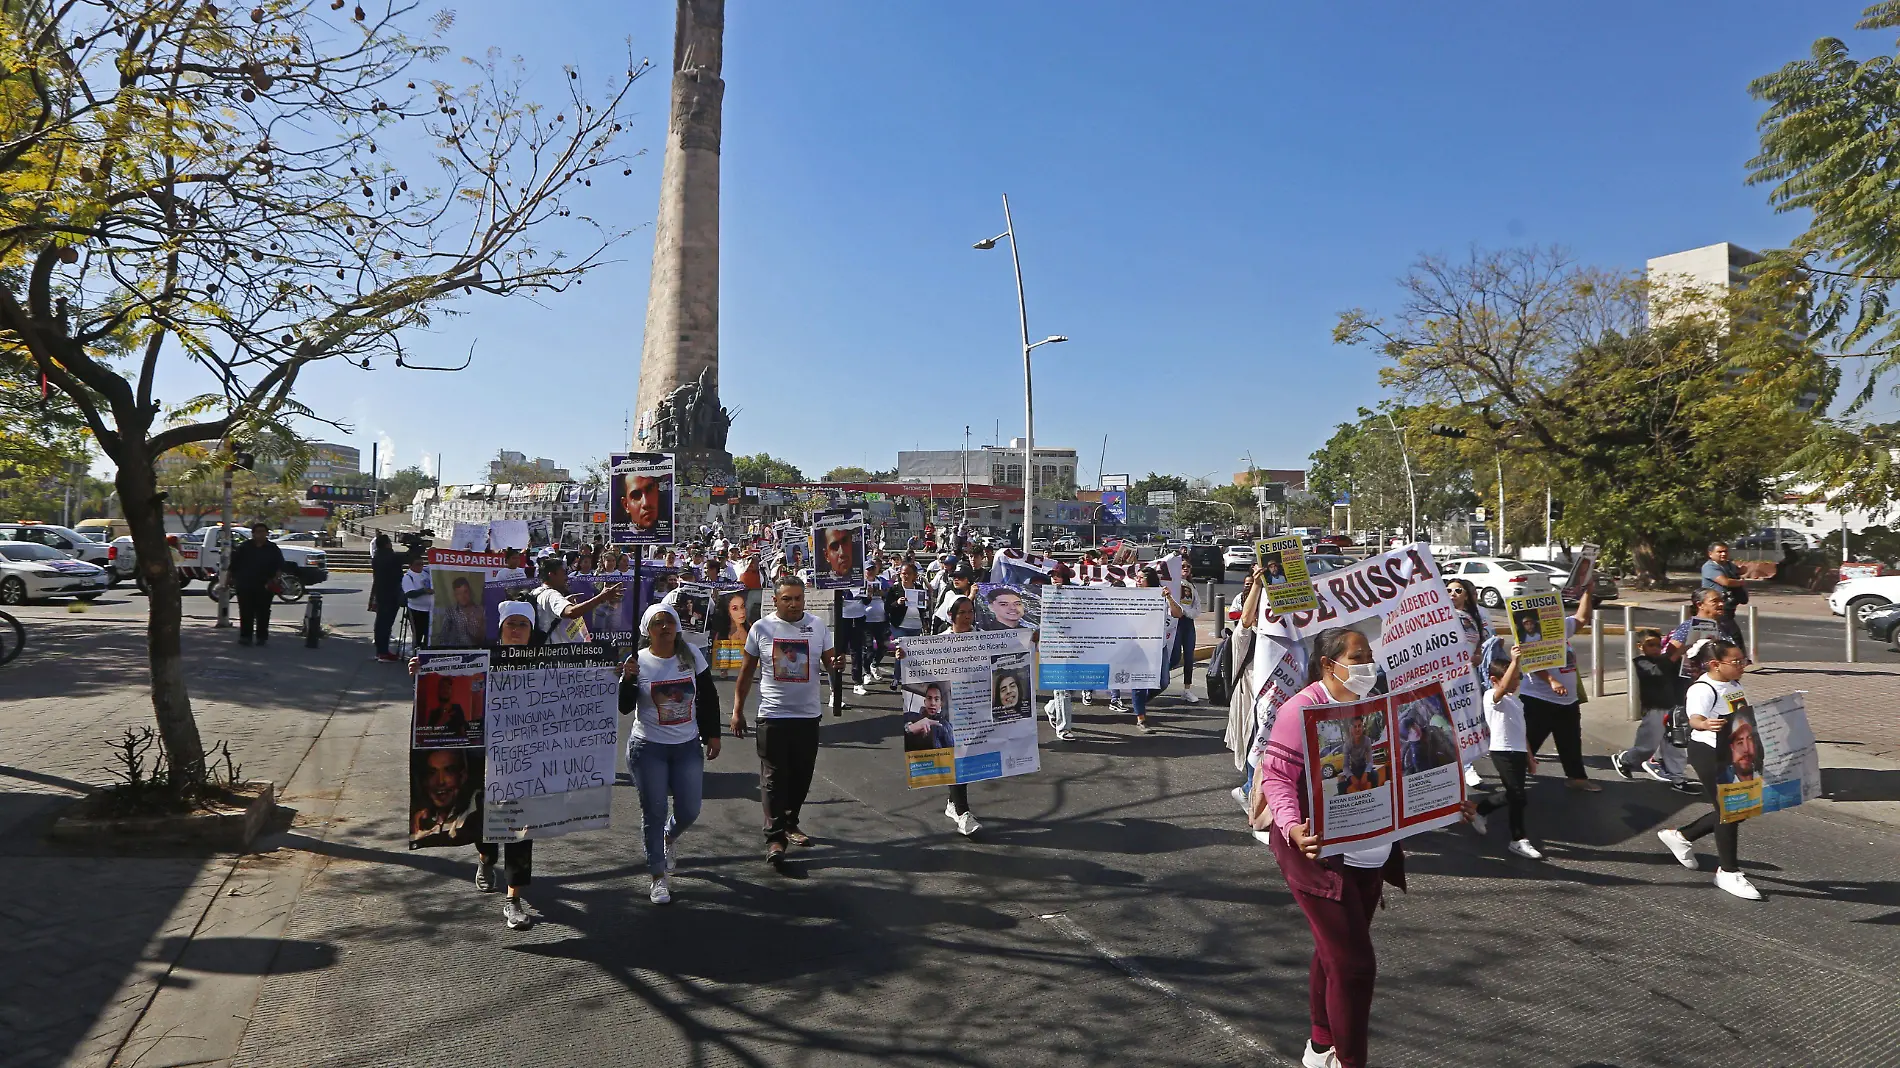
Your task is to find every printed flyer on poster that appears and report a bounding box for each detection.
[1037,585,1169,690]
[449,522,487,551]
[777,525,810,572]
[974,582,1039,633]
[565,571,636,645]
[428,558,498,649]
[1679,618,1719,677]
[894,629,1039,789]
[487,519,530,553]
[482,643,619,842]
[1302,681,1466,858]
[675,581,715,643]
[1716,691,1820,824]
[1249,544,1488,773]
[609,452,676,546]
[1256,533,1318,613]
[1561,543,1601,601]
[408,650,489,851]
[1505,592,1567,672]
[810,509,866,590]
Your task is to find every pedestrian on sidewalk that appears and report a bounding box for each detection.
[619,603,723,906]
[230,521,286,646]
[401,553,433,647]
[1611,628,1696,793]
[1519,587,1600,793]
[369,533,405,662]
[1657,639,1764,900]
[1699,542,1748,624]
[731,575,840,870]
[1259,627,1420,1068]
[1668,589,1749,663]
[1472,644,1545,860]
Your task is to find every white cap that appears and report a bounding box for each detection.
[498,601,534,625]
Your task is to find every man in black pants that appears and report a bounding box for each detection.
[228,521,286,646]
[730,576,839,869]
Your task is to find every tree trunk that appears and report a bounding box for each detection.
[117,450,206,781]
[1630,536,1667,589]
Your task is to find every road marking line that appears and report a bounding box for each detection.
[1037,911,1292,1066]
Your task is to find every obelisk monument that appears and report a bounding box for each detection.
[633,0,733,484]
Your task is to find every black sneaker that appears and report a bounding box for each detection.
[238,635,253,647]
[766,843,787,871]
[474,861,498,893]
[1610,754,1635,780]
[1671,780,1703,795]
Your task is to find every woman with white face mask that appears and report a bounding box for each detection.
[1257,626,1451,1068]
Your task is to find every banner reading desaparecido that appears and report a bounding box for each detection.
[609,452,675,546]
[810,508,865,590]
[974,582,1039,633]
[409,650,489,851]
[1036,585,1169,690]
[482,642,619,842]
[1256,533,1318,614]
[1248,544,1486,775]
[1302,681,1466,858]
[1716,691,1820,824]
[1561,543,1601,602]
[895,629,1038,788]
[1505,592,1566,672]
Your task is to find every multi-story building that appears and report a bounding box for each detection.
[896,440,1078,495]
[1647,241,1818,410]
[304,442,361,484]
[487,451,571,482]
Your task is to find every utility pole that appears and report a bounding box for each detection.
[214,444,237,628]
[1496,453,1507,557]
[962,425,970,526]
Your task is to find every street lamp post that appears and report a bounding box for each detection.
[1378,412,1419,542]
[974,194,1067,553]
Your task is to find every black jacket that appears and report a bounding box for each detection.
[229,538,287,591]
[370,548,406,601]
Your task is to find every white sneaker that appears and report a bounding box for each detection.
[1302,1041,1340,1068]
[1657,828,1698,869]
[1251,829,1274,846]
[649,875,672,905]
[1467,808,1487,835]
[1464,764,1482,788]
[1508,838,1544,860]
[502,896,532,930]
[1082,692,1095,705]
[867,666,881,682]
[1642,760,1673,783]
[1714,868,1762,900]
[1230,785,1247,811]
[1182,689,1202,704]
[852,684,867,696]
[1108,698,1128,712]
[948,807,980,836]
[1057,729,1076,741]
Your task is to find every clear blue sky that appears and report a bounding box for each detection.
[246,1,1890,485]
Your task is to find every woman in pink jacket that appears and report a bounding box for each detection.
[1260,626,1402,1068]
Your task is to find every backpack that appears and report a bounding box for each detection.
[1666,680,1712,749]
[1205,636,1234,705]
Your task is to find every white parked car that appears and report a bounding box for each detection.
[0,522,114,571]
[0,541,111,604]
[1829,573,1900,623]
[1439,556,1554,608]
[1222,544,1256,571]
[107,535,139,581]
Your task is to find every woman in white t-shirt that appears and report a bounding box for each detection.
[618,603,723,905]
[1471,644,1544,860]
[1656,639,1762,901]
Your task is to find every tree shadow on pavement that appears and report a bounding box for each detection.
[1821,766,1900,802]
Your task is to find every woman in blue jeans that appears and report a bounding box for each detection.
[618,603,723,905]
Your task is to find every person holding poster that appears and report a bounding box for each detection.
[1446,578,1491,790]
[887,561,929,640]
[529,557,623,644]
[1657,640,1765,901]
[1170,560,1202,704]
[1129,568,1185,734]
[1469,645,1546,859]
[618,604,723,906]
[732,575,841,870]
[1667,589,1749,663]
[610,452,675,545]
[1258,628,1438,1068]
[1516,587,1599,793]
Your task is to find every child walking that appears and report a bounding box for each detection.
[1472,644,1544,860]
[1610,628,1697,793]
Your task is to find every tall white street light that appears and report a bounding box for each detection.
[974,193,1067,552]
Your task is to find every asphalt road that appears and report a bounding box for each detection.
[10,577,1896,1068]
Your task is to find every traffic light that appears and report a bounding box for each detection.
[233,448,256,470]
[1427,425,1467,439]
[1550,499,1565,522]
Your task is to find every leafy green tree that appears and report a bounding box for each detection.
[1747,2,1900,510]
[822,465,874,483]
[1338,247,1828,581]
[735,453,805,484]
[0,1,643,779]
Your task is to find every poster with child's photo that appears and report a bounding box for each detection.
[988,651,1033,723]
[1506,592,1566,672]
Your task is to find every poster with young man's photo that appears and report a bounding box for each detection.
[811,509,865,590]
[975,583,1039,632]
[609,452,675,546]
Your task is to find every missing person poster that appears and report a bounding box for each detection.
[566,571,636,646]
[1249,543,1488,774]
[777,524,810,573]
[675,581,715,644]
[1303,681,1466,858]
[482,643,619,842]
[1037,585,1169,690]
[1506,592,1567,672]
[1561,543,1601,602]
[811,509,866,590]
[487,519,530,554]
[1679,618,1720,678]
[428,549,509,648]
[449,522,487,551]
[609,452,675,546]
[409,650,489,851]
[526,517,552,550]
[975,582,1039,633]
[1256,534,1318,614]
[1716,691,1820,824]
[895,629,1039,789]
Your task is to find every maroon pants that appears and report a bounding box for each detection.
[1291,863,1383,1068]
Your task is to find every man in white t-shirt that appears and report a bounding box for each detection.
[530,557,624,644]
[731,575,841,868]
[401,556,434,646]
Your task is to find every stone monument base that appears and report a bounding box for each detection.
[673,448,735,487]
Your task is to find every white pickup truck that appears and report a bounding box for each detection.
[167,527,329,599]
